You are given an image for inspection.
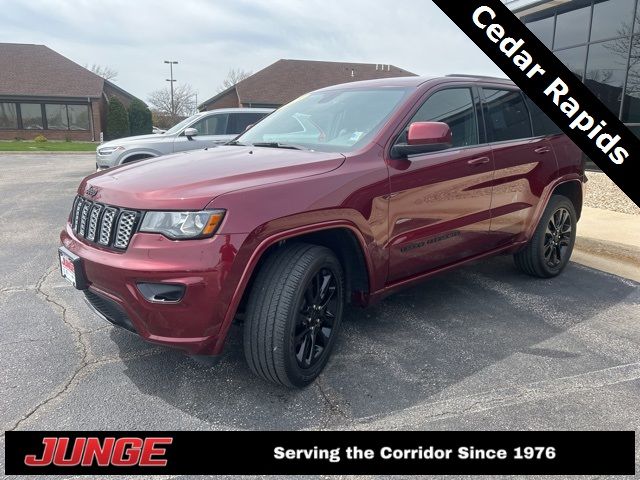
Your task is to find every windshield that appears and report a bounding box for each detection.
[164,114,201,135]
[235,87,411,153]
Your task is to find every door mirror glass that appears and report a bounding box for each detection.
[184,127,198,139]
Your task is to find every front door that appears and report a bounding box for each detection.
[387,87,495,283]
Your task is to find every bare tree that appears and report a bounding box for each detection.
[147,83,198,120]
[217,68,252,92]
[85,64,118,81]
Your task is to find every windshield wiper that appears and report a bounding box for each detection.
[250,142,305,150]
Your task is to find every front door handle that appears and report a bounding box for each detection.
[534,147,551,154]
[467,156,490,166]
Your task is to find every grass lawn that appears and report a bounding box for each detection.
[0,140,97,152]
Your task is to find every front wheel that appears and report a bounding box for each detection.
[243,243,344,388]
[514,195,577,278]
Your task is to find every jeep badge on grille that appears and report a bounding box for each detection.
[85,185,98,197]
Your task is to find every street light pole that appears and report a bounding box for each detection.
[164,60,178,117]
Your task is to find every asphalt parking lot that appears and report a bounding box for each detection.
[1,154,639,478]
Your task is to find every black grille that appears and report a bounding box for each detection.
[70,196,140,250]
[84,290,137,333]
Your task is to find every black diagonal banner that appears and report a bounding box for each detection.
[432,0,639,208]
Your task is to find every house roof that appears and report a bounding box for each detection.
[0,43,138,101]
[200,59,417,109]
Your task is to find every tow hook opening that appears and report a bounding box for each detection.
[137,283,186,303]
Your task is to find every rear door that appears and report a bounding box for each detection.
[226,111,269,137]
[480,87,559,247]
[387,85,495,283]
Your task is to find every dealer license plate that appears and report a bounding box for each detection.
[59,250,77,287]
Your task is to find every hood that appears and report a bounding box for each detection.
[99,133,166,148]
[79,147,346,210]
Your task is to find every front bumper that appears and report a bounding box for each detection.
[60,223,249,355]
[95,151,121,170]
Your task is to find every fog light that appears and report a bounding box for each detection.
[137,283,185,303]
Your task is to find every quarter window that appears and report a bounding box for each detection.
[405,88,479,148]
[483,89,533,142]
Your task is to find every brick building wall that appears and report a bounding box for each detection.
[202,88,240,111]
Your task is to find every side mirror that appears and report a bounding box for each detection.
[391,122,452,158]
[184,127,198,140]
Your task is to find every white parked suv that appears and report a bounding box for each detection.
[96,108,273,170]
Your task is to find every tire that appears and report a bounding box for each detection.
[243,243,344,388]
[514,195,577,278]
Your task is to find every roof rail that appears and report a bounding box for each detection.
[446,74,511,81]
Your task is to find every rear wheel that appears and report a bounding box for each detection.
[514,195,577,278]
[243,243,344,388]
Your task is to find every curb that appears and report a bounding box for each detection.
[574,236,640,266]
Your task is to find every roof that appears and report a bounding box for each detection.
[200,59,417,109]
[0,43,137,100]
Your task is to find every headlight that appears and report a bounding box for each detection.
[97,146,124,155]
[140,210,225,239]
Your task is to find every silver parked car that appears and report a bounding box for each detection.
[96,108,273,170]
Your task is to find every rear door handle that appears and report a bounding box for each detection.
[534,147,551,154]
[467,156,490,166]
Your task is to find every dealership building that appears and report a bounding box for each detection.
[506,0,640,138]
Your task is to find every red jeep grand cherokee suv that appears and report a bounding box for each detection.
[59,76,584,387]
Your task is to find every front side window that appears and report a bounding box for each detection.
[21,103,43,130]
[236,87,411,153]
[403,88,479,148]
[192,114,227,135]
[483,89,532,142]
[45,104,69,130]
[0,102,18,129]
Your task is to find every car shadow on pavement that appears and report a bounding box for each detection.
[110,255,639,429]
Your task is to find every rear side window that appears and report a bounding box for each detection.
[408,88,478,148]
[227,112,268,134]
[483,89,532,142]
[524,94,562,136]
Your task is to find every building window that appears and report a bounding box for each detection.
[585,40,627,117]
[0,102,18,129]
[622,36,640,122]
[45,104,69,130]
[554,1,592,49]
[525,14,555,48]
[555,46,588,81]
[20,103,44,130]
[590,0,635,42]
[67,105,90,130]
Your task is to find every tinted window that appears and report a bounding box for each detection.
[623,36,640,122]
[45,104,69,130]
[554,46,588,81]
[483,89,532,142]
[20,103,43,130]
[591,0,635,42]
[554,2,591,49]
[524,14,555,48]
[192,114,227,135]
[67,105,90,130]
[227,112,268,134]
[408,88,478,148]
[0,102,18,129]
[585,40,627,117]
[524,95,562,136]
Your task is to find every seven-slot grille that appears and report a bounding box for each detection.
[70,196,140,250]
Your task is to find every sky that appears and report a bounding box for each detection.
[0,0,504,104]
